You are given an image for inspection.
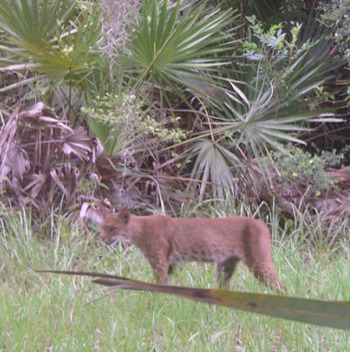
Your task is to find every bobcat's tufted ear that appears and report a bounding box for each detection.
[100,207,109,218]
[118,208,130,223]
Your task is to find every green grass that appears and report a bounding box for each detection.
[0,207,349,351]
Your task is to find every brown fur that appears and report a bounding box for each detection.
[100,209,285,292]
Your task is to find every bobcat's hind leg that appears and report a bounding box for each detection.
[167,263,176,276]
[216,258,240,288]
[251,266,285,293]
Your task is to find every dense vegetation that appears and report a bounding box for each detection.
[0,0,350,349]
[0,0,349,223]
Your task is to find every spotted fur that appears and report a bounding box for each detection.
[100,209,285,292]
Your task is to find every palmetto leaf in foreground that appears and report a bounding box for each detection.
[37,270,350,331]
[0,0,76,46]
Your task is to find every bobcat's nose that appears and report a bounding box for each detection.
[99,233,111,243]
[99,230,110,243]
[101,236,127,248]
[99,235,113,245]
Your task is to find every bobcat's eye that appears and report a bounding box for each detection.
[108,226,117,233]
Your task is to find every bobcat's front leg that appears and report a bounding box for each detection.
[148,254,170,284]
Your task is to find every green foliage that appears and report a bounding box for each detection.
[83,93,143,156]
[0,0,107,123]
[0,0,348,211]
[38,269,350,330]
[240,16,341,107]
[0,0,102,80]
[265,147,343,198]
[176,16,343,199]
[320,0,350,54]
[182,138,241,201]
[0,0,76,46]
[127,0,238,98]
[83,93,186,157]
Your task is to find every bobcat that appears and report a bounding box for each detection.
[100,209,284,292]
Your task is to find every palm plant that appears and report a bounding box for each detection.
[177,19,343,199]
[77,0,242,204]
[0,0,76,46]
[126,0,240,102]
[0,0,345,212]
[0,102,100,217]
[0,0,106,123]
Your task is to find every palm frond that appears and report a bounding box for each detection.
[0,0,76,46]
[184,138,241,200]
[127,0,239,97]
[36,270,350,331]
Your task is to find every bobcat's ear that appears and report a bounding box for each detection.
[100,207,109,217]
[118,208,130,223]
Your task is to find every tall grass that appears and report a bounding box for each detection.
[0,205,349,351]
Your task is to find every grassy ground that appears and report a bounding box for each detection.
[0,207,349,351]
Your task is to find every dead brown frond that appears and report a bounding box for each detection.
[0,102,102,220]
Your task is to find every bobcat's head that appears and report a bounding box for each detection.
[100,208,131,246]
